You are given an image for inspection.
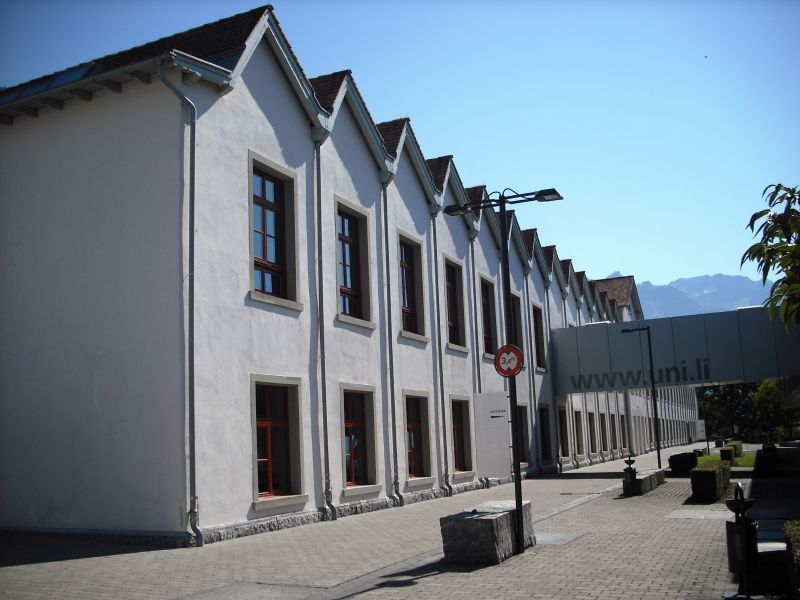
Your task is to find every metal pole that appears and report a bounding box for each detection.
[499,195,525,554]
[645,326,662,469]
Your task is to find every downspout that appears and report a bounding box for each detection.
[380,177,403,506]
[157,58,203,547]
[544,279,562,471]
[523,275,539,469]
[469,233,482,393]
[313,136,337,519]
[431,207,452,495]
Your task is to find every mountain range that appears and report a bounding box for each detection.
[607,272,771,319]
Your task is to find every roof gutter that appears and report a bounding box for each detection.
[156,58,203,547]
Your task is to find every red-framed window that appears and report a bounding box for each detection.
[481,280,496,354]
[445,262,462,345]
[343,392,368,485]
[406,397,426,477]
[337,209,362,318]
[255,385,291,497]
[452,401,470,471]
[252,169,285,297]
[399,240,418,333]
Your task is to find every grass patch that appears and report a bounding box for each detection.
[697,452,755,468]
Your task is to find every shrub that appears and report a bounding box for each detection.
[730,440,743,457]
[690,461,731,501]
[720,447,735,462]
[785,521,800,567]
[668,452,698,476]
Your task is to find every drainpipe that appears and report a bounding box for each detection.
[380,178,403,506]
[469,233,482,393]
[431,208,452,495]
[544,279,562,471]
[313,136,337,519]
[523,275,539,470]
[157,58,203,547]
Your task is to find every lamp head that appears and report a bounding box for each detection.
[443,204,471,216]
[532,188,563,202]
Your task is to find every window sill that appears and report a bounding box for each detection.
[336,313,376,330]
[452,470,475,482]
[249,290,303,312]
[251,493,308,512]
[405,476,435,489]
[535,367,547,374]
[482,352,495,361]
[400,330,429,344]
[446,342,469,355]
[342,483,382,498]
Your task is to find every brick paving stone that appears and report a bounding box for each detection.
[0,443,749,600]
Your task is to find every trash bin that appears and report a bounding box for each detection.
[725,517,757,573]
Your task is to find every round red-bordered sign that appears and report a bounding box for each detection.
[494,344,523,377]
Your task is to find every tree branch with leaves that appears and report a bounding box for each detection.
[741,183,800,329]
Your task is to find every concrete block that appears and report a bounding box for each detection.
[623,469,665,496]
[440,500,535,564]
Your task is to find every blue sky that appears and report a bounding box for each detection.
[2,0,797,285]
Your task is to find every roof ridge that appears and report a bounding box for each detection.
[2,5,271,95]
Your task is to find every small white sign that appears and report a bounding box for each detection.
[473,392,511,479]
[696,419,707,440]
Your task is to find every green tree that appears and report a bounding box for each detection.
[741,183,800,329]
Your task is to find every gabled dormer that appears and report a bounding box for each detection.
[309,70,393,177]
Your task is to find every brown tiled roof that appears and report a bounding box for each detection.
[376,118,408,158]
[592,276,635,307]
[1,5,270,104]
[576,271,589,289]
[521,228,537,254]
[464,185,486,217]
[308,70,350,113]
[465,186,485,205]
[425,156,452,192]
[560,259,572,277]
[543,245,556,269]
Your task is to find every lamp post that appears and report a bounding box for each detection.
[443,187,562,554]
[621,325,662,469]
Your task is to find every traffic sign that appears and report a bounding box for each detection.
[494,344,523,377]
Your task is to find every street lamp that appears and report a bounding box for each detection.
[621,326,662,469]
[443,186,563,554]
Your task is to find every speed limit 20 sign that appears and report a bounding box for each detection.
[494,344,523,378]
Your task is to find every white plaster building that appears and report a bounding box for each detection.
[0,6,698,545]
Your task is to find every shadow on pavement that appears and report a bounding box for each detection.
[329,558,487,599]
[537,470,622,480]
[0,533,153,567]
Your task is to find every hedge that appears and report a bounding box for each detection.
[729,440,743,457]
[720,447,735,462]
[668,452,698,476]
[785,520,800,568]
[690,461,731,501]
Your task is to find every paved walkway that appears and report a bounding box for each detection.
[0,443,749,599]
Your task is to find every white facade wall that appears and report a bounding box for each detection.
[0,74,187,534]
[0,13,702,542]
[189,43,320,527]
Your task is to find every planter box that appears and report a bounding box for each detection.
[668,452,698,476]
[690,461,731,501]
